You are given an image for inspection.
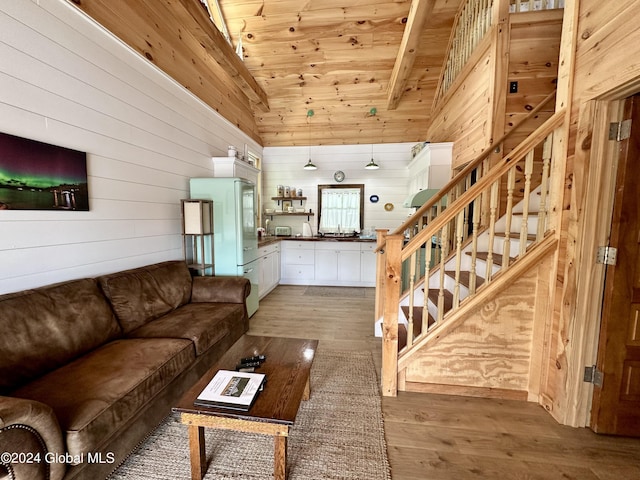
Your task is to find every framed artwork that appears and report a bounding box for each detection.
[0,132,89,211]
[282,199,292,212]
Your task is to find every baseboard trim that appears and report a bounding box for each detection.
[403,381,529,401]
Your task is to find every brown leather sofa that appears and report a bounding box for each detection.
[0,261,250,480]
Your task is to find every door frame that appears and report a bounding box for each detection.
[567,78,640,427]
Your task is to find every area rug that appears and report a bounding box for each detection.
[107,350,391,479]
[303,286,367,298]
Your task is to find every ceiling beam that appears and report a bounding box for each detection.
[171,0,270,112]
[386,0,436,110]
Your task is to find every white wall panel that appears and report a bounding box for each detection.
[262,143,413,236]
[0,0,261,294]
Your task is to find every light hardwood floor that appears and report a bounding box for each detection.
[249,285,640,480]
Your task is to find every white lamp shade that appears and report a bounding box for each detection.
[183,200,212,234]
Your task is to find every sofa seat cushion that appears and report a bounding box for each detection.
[12,338,194,458]
[128,303,245,356]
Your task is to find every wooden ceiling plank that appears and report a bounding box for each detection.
[387,0,436,110]
[170,0,270,112]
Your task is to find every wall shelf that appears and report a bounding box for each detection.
[272,196,307,206]
[265,212,314,220]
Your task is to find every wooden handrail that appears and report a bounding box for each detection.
[401,108,565,261]
[376,90,557,253]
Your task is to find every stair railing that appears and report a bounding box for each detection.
[374,91,556,322]
[378,107,565,396]
[434,0,494,105]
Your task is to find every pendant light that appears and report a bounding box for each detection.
[365,108,380,170]
[365,144,379,170]
[303,109,317,170]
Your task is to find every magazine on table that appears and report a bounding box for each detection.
[194,370,266,411]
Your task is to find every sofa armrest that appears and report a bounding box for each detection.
[0,396,66,480]
[191,276,251,304]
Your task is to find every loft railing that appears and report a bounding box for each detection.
[376,95,565,397]
[434,0,564,106]
[435,0,494,104]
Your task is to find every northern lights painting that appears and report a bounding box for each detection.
[0,132,89,211]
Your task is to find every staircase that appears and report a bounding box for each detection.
[375,95,566,397]
[383,186,543,350]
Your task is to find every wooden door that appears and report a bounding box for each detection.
[590,95,640,436]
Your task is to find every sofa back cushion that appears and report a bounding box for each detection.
[98,261,193,334]
[0,278,122,393]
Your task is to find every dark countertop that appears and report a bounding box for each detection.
[258,236,376,247]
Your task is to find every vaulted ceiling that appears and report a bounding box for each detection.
[69,0,460,146]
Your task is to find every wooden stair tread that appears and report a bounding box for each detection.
[399,306,436,350]
[444,270,485,288]
[427,288,453,312]
[467,251,514,266]
[494,232,537,242]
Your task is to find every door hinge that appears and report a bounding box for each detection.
[584,365,604,387]
[609,119,632,141]
[596,246,618,265]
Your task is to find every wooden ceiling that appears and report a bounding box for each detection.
[69,0,460,146]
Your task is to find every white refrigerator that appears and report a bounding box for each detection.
[190,178,259,316]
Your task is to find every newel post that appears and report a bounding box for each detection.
[374,229,388,322]
[381,233,403,397]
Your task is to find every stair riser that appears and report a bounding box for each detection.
[474,234,533,258]
[454,255,501,277]
[494,214,539,236]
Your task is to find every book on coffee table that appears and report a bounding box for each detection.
[194,370,266,411]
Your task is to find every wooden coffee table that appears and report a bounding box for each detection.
[173,335,318,480]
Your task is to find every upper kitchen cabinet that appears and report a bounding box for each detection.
[212,156,260,185]
[407,143,453,195]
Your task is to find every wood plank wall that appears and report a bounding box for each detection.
[426,36,495,169]
[541,0,640,427]
[503,10,563,154]
[404,263,543,395]
[0,1,261,294]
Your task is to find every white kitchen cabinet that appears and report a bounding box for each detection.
[211,156,260,185]
[258,242,280,299]
[280,240,376,286]
[407,142,453,193]
[315,242,361,284]
[280,241,315,284]
[360,242,377,286]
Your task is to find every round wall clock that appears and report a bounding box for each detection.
[369,194,379,203]
[384,202,394,211]
[333,170,345,182]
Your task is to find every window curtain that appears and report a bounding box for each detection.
[319,188,360,233]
